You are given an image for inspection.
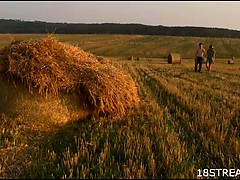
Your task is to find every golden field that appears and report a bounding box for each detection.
[0,34,239,179]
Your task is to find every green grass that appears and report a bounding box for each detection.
[0,34,240,179]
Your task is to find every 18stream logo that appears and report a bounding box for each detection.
[197,169,240,178]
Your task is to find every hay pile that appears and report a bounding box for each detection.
[167,53,181,64]
[128,56,134,60]
[228,60,234,64]
[0,35,139,123]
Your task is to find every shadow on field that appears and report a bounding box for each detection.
[46,116,96,154]
[18,116,98,179]
[23,115,128,179]
[36,116,95,151]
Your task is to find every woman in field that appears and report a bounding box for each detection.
[206,45,216,71]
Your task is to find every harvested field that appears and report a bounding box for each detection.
[0,34,239,179]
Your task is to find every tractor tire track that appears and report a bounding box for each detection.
[123,63,195,178]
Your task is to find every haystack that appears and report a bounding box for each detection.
[0,35,139,123]
[228,59,234,64]
[128,56,134,60]
[167,53,181,64]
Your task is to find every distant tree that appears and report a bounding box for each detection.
[1,19,240,38]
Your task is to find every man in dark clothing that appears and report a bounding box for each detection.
[195,42,206,72]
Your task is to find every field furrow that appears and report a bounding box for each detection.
[131,62,239,171]
[0,34,240,179]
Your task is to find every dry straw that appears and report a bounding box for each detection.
[128,56,134,60]
[228,59,234,64]
[167,53,181,64]
[0,35,140,123]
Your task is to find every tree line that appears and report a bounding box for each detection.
[1,19,240,38]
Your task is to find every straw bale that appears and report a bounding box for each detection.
[0,35,140,121]
[167,53,181,64]
[128,56,134,60]
[228,59,234,64]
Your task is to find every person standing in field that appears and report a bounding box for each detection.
[206,45,216,71]
[195,42,206,72]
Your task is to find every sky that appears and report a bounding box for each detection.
[1,1,240,31]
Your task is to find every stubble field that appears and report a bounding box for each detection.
[0,34,239,179]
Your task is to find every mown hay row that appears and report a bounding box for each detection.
[0,35,140,122]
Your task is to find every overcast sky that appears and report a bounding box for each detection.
[1,1,240,31]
